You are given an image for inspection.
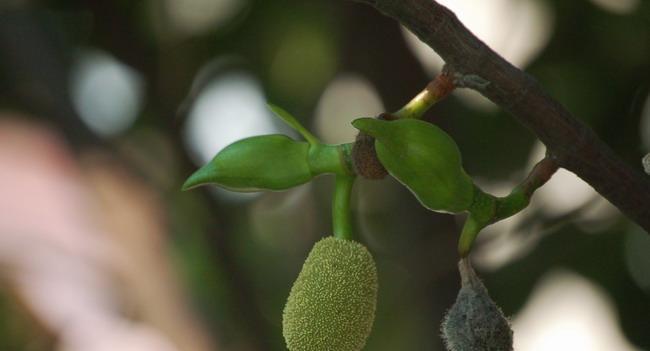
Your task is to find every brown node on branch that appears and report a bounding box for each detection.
[430,68,456,99]
[351,113,394,180]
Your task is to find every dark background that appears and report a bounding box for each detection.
[0,0,649,350]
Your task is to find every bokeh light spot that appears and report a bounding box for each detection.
[70,50,144,137]
[589,0,640,15]
[183,71,278,165]
[513,270,638,351]
[402,0,553,111]
[164,0,248,36]
[315,73,384,144]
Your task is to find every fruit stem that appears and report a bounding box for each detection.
[393,71,455,119]
[494,156,559,220]
[458,156,559,256]
[458,213,486,257]
[333,175,356,240]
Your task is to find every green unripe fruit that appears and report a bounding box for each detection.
[352,118,474,213]
[283,237,378,351]
[442,259,513,351]
[182,134,312,192]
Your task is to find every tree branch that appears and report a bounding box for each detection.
[351,0,650,232]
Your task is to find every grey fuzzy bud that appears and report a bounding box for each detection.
[643,153,650,175]
[441,259,513,351]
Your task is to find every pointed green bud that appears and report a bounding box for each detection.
[182,134,312,192]
[442,259,513,351]
[352,118,474,213]
[283,237,378,351]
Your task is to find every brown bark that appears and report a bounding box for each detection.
[352,0,650,232]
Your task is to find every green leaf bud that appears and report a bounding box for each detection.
[268,103,320,145]
[442,259,513,351]
[283,237,378,351]
[182,134,312,192]
[352,118,474,213]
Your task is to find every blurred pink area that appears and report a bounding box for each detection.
[0,115,216,351]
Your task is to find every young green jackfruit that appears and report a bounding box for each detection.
[442,259,513,351]
[283,237,378,351]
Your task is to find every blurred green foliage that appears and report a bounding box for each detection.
[0,0,649,350]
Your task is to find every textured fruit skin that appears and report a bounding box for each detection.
[442,259,513,351]
[283,237,378,351]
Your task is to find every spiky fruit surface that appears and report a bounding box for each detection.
[283,237,378,351]
[442,259,513,351]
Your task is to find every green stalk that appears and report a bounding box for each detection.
[393,72,455,119]
[333,175,356,240]
[394,89,440,119]
[458,188,496,256]
[308,143,355,176]
[494,157,558,221]
[458,157,558,256]
[458,214,483,257]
